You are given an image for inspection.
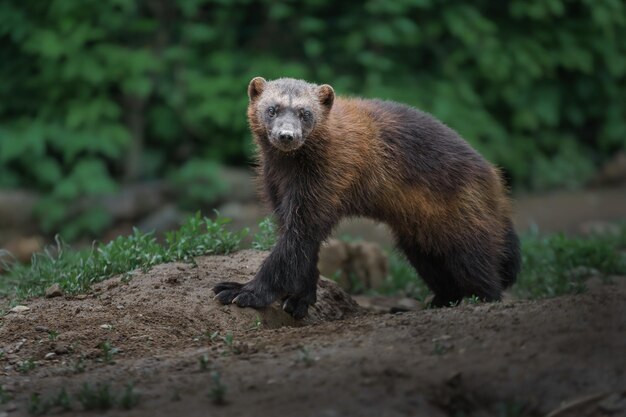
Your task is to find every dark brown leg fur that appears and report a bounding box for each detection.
[396,233,504,307]
[214,173,337,319]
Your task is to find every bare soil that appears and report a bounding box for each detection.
[1,250,625,417]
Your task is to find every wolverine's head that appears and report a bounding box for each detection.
[247,77,335,153]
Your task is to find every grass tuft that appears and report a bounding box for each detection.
[374,224,626,301]
[514,230,626,298]
[0,213,246,304]
[208,371,227,405]
[0,385,12,404]
[76,382,115,411]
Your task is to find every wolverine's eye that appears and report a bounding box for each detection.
[300,110,312,120]
[267,107,276,117]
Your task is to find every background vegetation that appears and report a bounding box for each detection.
[1,0,625,238]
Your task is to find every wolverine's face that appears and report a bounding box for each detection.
[248,77,334,153]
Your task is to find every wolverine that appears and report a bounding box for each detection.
[213,77,521,319]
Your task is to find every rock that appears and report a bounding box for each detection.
[392,297,424,313]
[318,239,388,292]
[317,239,350,287]
[10,305,30,313]
[592,151,626,186]
[54,344,70,355]
[100,324,113,330]
[353,295,424,314]
[45,283,63,298]
[0,190,39,229]
[0,235,42,263]
[34,325,50,332]
[44,352,56,360]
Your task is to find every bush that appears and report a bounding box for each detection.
[0,0,625,238]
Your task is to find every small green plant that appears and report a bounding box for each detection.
[119,383,140,410]
[53,388,72,411]
[199,354,210,372]
[296,347,314,367]
[47,330,59,340]
[0,385,12,404]
[467,295,482,305]
[221,332,234,346]
[76,383,115,411]
[18,358,36,373]
[71,355,86,374]
[164,212,246,263]
[28,392,51,415]
[252,217,277,250]
[99,341,118,364]
[220,332,241,355]
[250,315,262,330]
[208,371,227,405]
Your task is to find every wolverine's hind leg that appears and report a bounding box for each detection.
[396,233,503,307]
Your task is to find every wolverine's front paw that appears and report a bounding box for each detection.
[281,296,312,320]
[212,281,274,309]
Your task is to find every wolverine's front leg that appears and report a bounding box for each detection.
[213,231,322,319]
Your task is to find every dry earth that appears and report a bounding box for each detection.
[0,250,625,417]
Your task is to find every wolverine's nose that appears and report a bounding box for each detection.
[279,132,294,142]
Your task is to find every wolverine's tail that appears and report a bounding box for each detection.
[499,220,521,288]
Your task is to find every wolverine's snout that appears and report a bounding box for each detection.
[270,125,304,152]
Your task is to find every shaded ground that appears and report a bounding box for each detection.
[1,251,625,417]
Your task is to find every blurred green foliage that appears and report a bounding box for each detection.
[1,0,625,237]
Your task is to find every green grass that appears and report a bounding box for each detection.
[99,341,118,364]
[119,383,140,410]
[0,385,12,404]
[208,371,227,405]
[17,358,37,373]
[25,383,139,414]
[0,213,246,305]
[1,214,624,307]
[377,249,431,301]
[76,383,115,411]
[377,224,626,301]
[513,228,626,298]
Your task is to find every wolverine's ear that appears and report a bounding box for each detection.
[318,84,335,109]
[248,77,267,101]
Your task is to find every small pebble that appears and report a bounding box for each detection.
[10,305,30,313]
[45,283,63,298]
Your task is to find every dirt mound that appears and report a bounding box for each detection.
[0,250,624,417]
[0,250,359,365]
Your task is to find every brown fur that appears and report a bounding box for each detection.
[214,78,521,316]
